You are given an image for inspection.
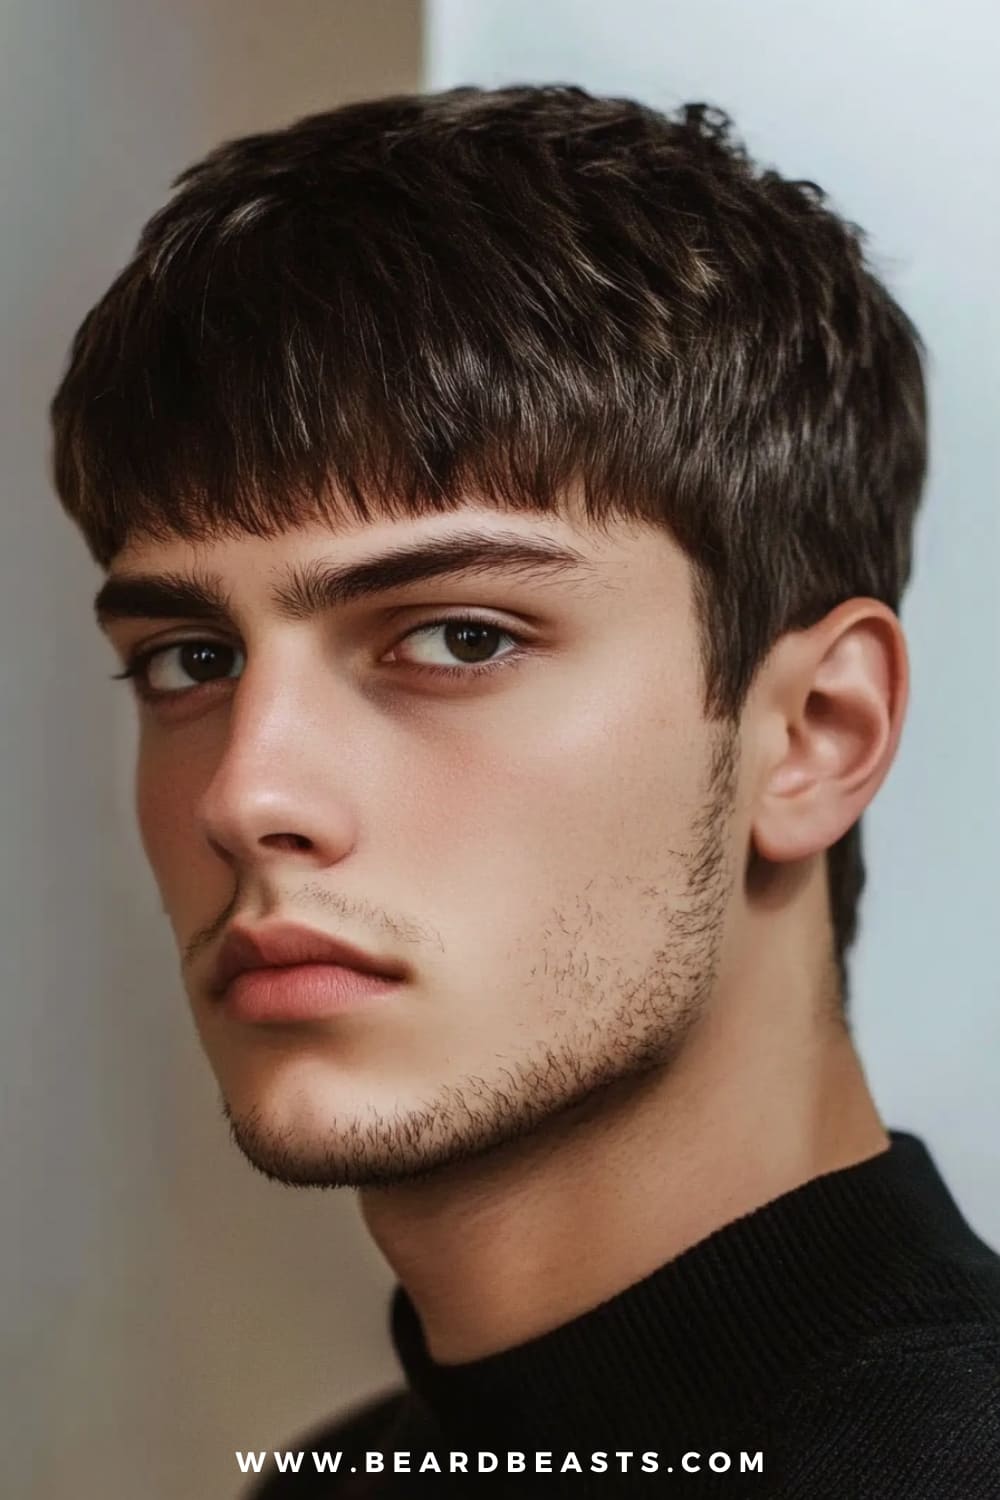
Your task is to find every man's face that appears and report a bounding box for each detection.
[102,496,745,1188]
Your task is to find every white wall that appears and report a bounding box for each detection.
[426,0,1000,1231]
[2,5,421,1496]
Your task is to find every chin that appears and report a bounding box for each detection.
[213,1043,420,1138]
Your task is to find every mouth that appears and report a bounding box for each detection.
[218,960,401,1024]
[209,920,409,1001]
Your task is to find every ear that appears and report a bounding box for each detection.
[750,599,909,864]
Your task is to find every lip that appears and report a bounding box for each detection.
[221,962,400,1024]
[209,920,409,1000]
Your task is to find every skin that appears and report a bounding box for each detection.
[102,489,906,1363]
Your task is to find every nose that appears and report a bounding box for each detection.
[195,648,360,873]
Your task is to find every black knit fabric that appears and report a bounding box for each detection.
[246,1131,1000,1496]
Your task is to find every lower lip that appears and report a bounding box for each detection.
[220,963,401,1023]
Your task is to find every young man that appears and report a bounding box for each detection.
[51,86,999,1495]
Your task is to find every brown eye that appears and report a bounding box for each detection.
[392,618,517,670]
[146,641,244,692]
[113,639,245,701]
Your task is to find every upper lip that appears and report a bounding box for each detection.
[209,921,407,997]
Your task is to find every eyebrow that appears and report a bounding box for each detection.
[93,529,597,632]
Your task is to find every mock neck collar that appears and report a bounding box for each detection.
[389,1132,981,1453]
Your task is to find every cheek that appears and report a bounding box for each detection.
[402,665,697,895]
[134,746,203,895]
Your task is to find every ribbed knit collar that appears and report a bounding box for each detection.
[389,1131,986,1454]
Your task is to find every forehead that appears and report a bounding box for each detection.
[110,486,645,564]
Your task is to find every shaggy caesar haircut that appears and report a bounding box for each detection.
[49,84,928,1016]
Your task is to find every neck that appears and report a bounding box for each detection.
[358,899,888,1364]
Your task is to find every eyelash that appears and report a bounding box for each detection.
[110,614,530,705]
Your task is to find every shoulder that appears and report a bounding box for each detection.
[768,1326,1000,1498]
[240,1385,413,1497]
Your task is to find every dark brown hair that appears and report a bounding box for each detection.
[49,85,928,1013]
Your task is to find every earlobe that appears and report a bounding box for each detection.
[750,600,909,866]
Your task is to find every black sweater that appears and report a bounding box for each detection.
[246,1131,1000,1496]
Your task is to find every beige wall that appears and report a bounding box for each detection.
[2,5,422,1497]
